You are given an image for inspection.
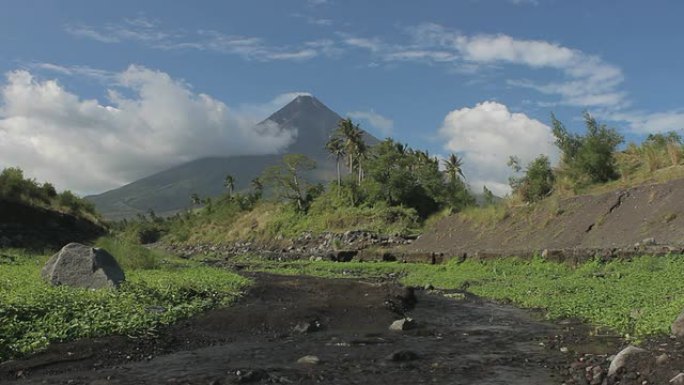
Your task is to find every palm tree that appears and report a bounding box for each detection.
[337,118,364,173]
[325,136,346,186]
[337,118,367,184]
[355,138,368,184]
[224,174,235,197]
[443,153,465,182]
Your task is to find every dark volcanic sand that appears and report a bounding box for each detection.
[0,273,658,385]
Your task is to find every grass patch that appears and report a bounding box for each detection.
[0,243,250,361]
[459,202,510,227]
[238,255,684,340]
[94,237,169,270]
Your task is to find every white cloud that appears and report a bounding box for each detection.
[343,23,625,108]
[0,66,298,194]
[347,110,394,137]
[508,0,539,5]
[65,19,334,62]
[31,63,115,83]
[64,24,121,43]
[439,101,559,196]
[607,110,684,134]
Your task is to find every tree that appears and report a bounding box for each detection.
[325,136,346,187]
[443,153,465,182]
[336,118,367,184]
[552,112,623,184]
[224,174,235,197]
[362,139,473,217]
[482,186,496,206]
[355,138,368,184]
[509,155,555,203]
[250,176,263,199]
[263,154,317,212]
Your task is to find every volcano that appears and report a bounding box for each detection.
[87,95,379,219]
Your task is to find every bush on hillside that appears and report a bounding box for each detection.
[552,112,623,186]
[0,167,98,218]
[509,155,555,203]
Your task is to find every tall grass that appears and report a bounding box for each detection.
[94,237,164,270]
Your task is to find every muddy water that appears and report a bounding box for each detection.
[2,274,572,384]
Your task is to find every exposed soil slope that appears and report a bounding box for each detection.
[408,178,684,258]
[0,200,105,250]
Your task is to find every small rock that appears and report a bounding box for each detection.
[590,365,604,385]
[608,345,650,377]
[671,373,684,385]
[297,355,320,365]
[672,310,684,338]
[235,369,269,383]
[656,353,669,365]
[389,318,416,331]
[642,237,656,246]
[294,320,321,334]
[560,346,569,353]
[423,284,434,291]
[387,350,419,362]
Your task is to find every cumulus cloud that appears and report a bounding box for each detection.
[0,66,298,194]
[347,110,394,137]
[439,101,559,196]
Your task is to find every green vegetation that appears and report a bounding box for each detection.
[552,112,624,187]
[508,155,555,203]
[236,254,684,339]
[0,167,99,220]
[0,241,250,361]
[128,118,476,245]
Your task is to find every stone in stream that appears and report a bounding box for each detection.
[235,369,270,383]
[387,350,419,362]
[297,355,321,365]
[671,373,684,385]
[607,345,651,377]
[656,353,670,365]
[41,243,125,289]
[389,317,416,331]
[294,320,321,334]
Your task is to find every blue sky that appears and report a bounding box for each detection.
[1,0,683,195]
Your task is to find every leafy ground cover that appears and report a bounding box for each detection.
[0,242,250,361]
[236,254,684,340]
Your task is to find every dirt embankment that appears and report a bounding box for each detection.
[407,178,684,261]
[0,200,106,250]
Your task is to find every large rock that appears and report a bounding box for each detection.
[41,243,125,289]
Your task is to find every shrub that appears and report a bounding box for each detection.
[509,155,555,203]
[552,113,623,185]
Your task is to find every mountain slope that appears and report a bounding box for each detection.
[87,95,379,220]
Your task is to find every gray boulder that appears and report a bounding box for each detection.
[41,243,125,289]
